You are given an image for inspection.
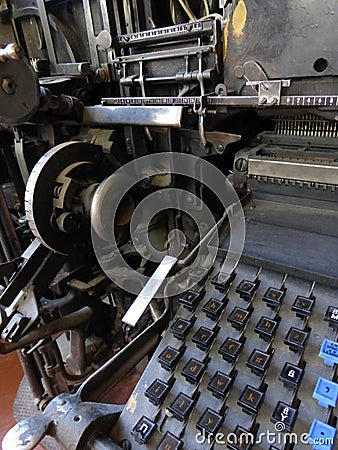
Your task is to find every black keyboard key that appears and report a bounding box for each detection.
[228,426,253,450]
[145,379,171,406]
[271,401,298,432]
[292,296,315,318]
[181,358,206,384]
[208,371,233,399]
[279,362,304,389]
[211,271,235,293]
[238,385,265,415]
[179,290,202,311]
[236,279,260,301]
[284,327,309,352]
[203,297,227,321]
[170,317,193,340]
[156,432,183,450]
[158,346,183,371]
[192,326,217,351]
[167,393,195,421]
[246,349,272,376]
[196,408,223,436]
[255,316,279,341]
[324,305,338,328]
[263,287,285,309]
[228,307,251,331]
[219,337,244,363]
[132,416,156,444]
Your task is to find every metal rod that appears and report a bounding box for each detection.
[0,185,21,257]
[0,218,13,261]
[0,307,93,354]
[1,138,25,206]
[17,349,44,405]
[86,434,123,450]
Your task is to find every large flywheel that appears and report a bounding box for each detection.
[25,141,113,254]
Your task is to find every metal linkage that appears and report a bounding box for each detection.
[3,300,171,449]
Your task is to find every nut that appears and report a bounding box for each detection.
[1,77,16,95]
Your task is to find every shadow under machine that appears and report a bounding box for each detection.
[0,1,337,449]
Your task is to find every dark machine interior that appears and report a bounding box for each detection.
[0,1,337,449]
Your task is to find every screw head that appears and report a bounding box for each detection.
[235,158,248,172]
[1,77,16,95]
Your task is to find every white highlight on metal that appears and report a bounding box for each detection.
[122,255,177,327]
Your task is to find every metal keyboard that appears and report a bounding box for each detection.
[112,262,338,450]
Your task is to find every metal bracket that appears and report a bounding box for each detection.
[247,79,291,105]
[2,393,123,450]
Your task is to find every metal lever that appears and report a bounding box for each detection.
[122,255,177,327]
[2,415,49,450]
[122,209,231,328]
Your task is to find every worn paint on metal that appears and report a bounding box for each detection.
[232,0,247,38]
[223,18,230,59]
[126,393,138,414]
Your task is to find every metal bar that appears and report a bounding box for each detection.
[131,0,141,32]
[101,95,338,108]
[0,240,53,307]
[122,255,177,327]
[114,44,214,63]
[36,0,57,70]
[0,186,21,256]
[86,435,123,450]
[116,20,210,47]
[0,219,12,261]
[17,350,44,404]
[83,105,183,127]
[0,307,93,354]
[123,0,134,34]
[248,157,338,185]
[2,139,25,206]
[82,0,99,67]
[102,95,258,107]
[111,0,122,36]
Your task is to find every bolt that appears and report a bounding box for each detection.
[216,144,225,153]
[1,77,16,95]
[119,440,132,450]
[235,158,248,172]
[270,97,279,105]
[234,65,245,79]
[58,399,66,406]
[258,97,267,105]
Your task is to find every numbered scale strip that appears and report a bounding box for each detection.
[102,95,338,108]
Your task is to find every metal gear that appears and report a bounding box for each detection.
[25,141,112,254]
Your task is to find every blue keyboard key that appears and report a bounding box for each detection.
[313,377,338,408]
[319,339,338,367]
[308,420,336,450]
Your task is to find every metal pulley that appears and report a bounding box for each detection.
[25,141,113,254]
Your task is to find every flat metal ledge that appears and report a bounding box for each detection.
[83,105,183,127]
